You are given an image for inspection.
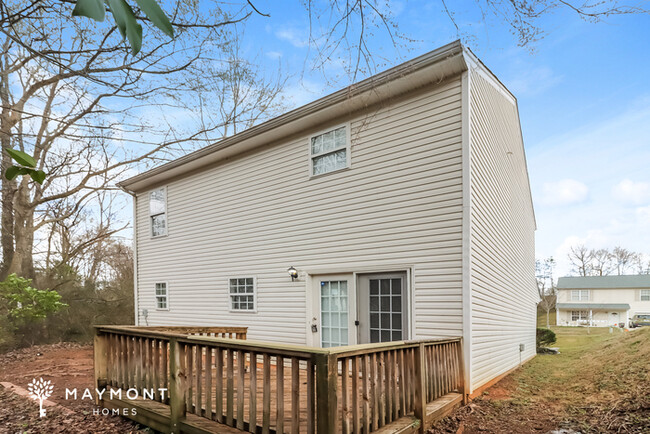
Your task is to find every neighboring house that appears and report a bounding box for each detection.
[118,41,537,395]
[556,275,650,327]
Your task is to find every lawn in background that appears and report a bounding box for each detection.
[432,326,650,433]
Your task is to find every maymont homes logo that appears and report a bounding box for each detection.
[26,377,167,418]
[27,378,54,418]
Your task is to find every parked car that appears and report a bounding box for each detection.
[630,314,650,328]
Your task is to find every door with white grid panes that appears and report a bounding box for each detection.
[318,279,350,348]
[357,273,408,344]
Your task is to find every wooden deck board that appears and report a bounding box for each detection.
[373,392,462,434]
[105,396,246,434]
[105,389,461,434]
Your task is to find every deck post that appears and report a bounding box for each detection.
[413,342,427,434]
[315,352,338,433]
[169,337,186,434]
[93,329,109,406]
[457,338,469,404]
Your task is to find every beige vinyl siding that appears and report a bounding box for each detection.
[468,71,537,390]
[135,77,465,344]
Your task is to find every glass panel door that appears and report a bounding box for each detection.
[358,273,407,344]
[369,278,403,343]
[320,280,349,348]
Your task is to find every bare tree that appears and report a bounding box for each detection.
[590,248,613,276]
[568,245,592,276]
[0,0,287,280]
[536,257,556,328]
[634,254,650,275]
[441,1,649,47]
[611,246,639,275]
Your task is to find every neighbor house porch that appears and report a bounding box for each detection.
[93,326,467,434]
[556,303,631,327]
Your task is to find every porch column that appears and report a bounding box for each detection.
[589,309,593,327]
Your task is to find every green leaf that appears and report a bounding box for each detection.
[5,166,20,180]
[134,0,173,37]
[5,166,30,181]
[107,0,143,54]
[72,0,106,22]
[29,170,47,185]
[5,148,36,168]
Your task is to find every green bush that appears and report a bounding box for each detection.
[536,327,556,348]
[0,274,67,350]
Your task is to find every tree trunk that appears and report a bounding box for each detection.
[0,135,15,280]
[0,40,16,280]
[6,185,35,280]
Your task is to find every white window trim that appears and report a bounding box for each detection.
[571,289,589,301]
[641,289,650,301]
[149,186,168,239]
[571,310,589,322]
[155,281,169,311]
[228,276,257,313]
[308,123,351,178]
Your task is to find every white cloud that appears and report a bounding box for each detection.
[265,51,283,60]
[612,179,650,205]
[275,28,309,48]
[281,79,326,108]
[539,179,589,206]
[505,66,563,96]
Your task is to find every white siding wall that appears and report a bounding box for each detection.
[135,78,465,345]
[468,71,537,391]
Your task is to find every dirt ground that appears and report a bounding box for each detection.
[0,343,146,433]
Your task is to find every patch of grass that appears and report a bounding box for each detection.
[512,326,650,431]
[537,309,557,327]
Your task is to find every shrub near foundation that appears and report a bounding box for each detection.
[536,327,557,349]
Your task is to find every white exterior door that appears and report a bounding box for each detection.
[311,275,355,348]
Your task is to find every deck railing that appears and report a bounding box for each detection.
[94,326,465,434]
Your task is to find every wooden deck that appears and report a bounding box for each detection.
[94,326,467,434]
[104,391,463,434]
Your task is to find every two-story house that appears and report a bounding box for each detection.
[118,41,538,396]
[556,275,650,327]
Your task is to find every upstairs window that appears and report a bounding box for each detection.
[310,126,349,176]
[641,290,650,301]
[149,188,167,237]
[229,278,256,311]
[155,283,168,309]
[571,289,589,301]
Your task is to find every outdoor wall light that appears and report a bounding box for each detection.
[287,266,298,281]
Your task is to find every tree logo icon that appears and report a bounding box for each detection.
[27,378,54,418]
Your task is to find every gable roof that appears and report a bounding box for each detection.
[118,40,500,193]
[557,275,650,289]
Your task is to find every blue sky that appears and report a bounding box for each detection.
[222,1,649,277]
